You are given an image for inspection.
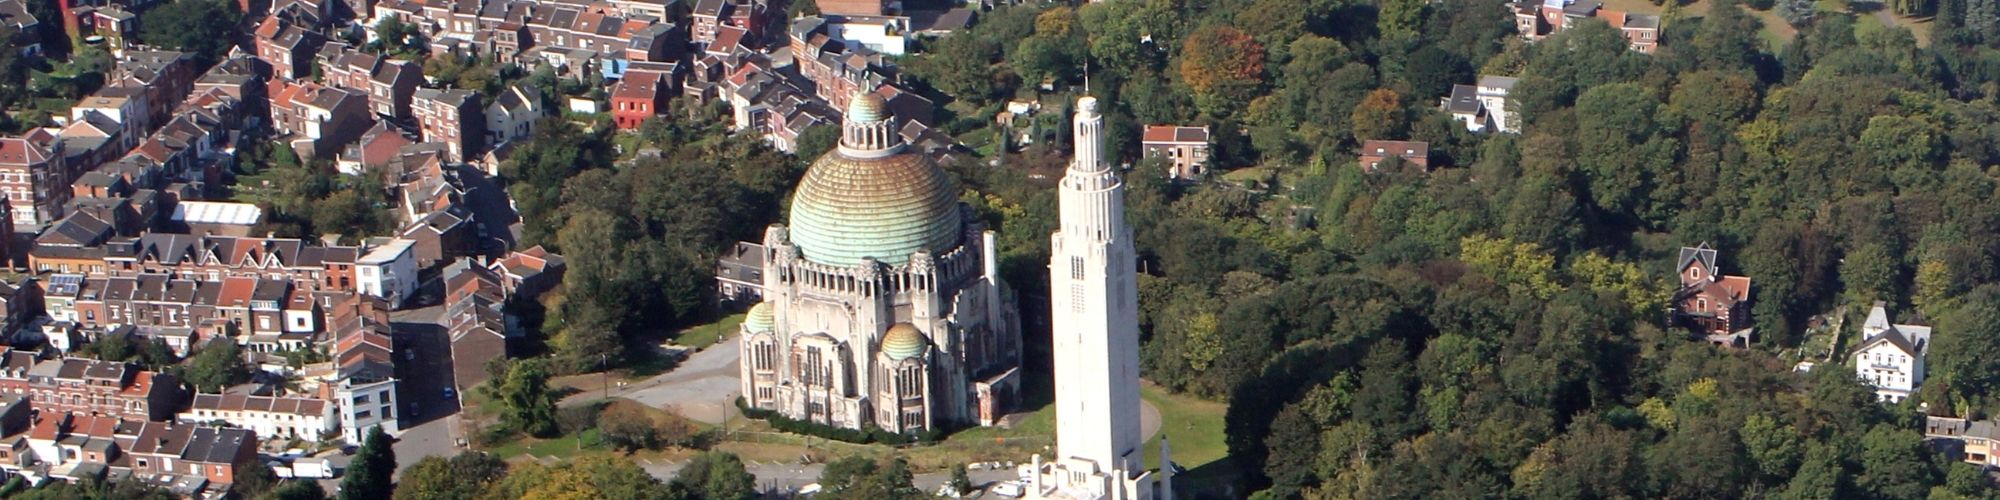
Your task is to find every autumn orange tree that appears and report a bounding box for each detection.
[1179,25,1266,117]
[1348,88,1408,144]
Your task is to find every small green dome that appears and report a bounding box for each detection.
[743,303,774,333]
[881,323,927,361]
[848,93,888,123]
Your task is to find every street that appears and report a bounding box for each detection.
[388,296,464,474]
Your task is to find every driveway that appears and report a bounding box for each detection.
[560,337,743,425]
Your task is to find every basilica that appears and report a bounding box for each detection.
[736,91,1022,434]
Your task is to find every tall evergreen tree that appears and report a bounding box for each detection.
[340,427,398,500]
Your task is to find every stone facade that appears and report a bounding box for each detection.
[738,93,1020,435]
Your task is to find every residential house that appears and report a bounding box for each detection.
[1927,417,2000,467]
[1475,76,1518,133]
[445,263,507,392]
[612,70,668,129]
[1444,76,1520,134]
[1141,125,1211,180]
[0,357,185,421]
[0,131,70,225]
[354,238,416,308]
[270,81,373,159]
[715,241,763,306]
[253,17,327,79]
[112,51,199,133]
[485,84,544,147]
[326,294,396,444]
[123,422,256,488]
[70,87,147,148]
[1669,243,1754,347]
[488,245,565,300]
[412,88,485,162]
[0,0,39,55]
[398,209,472,266]
[1511,0,1660,53]
[320,49,423,120]
[179,393,335,441]
[692,0,773,46]
[1358,140,1431,171]
[1853,303,1931,403]
[336,122,414,176]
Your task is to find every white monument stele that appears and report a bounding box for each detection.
[1019,96,1172,500]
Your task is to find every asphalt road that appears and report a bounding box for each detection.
[561,337,744,424]
[387,300,464,474]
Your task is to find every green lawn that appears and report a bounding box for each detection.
[1139,386,1228,468]
[488,428,605,460]
[675,313,742,349]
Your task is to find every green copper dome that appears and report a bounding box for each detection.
[786,93,961,267]
[743,303,774,333]
[848,93,888,123]
[882,323,928,361]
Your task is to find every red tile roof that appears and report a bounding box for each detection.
[1143,125,1209,144]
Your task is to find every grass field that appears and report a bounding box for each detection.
[489,428,605,459]
[675,313,742,349]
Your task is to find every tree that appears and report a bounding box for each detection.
[1739,414,1802,480]
[909,34,1006,105]
[1348,89,1407,143]
[340,427,397,500]
[1180,26,1267,117]
[673,451,756,500]
[1777,0,1816,27]
[234,459,279,498]
[949,464,973,495]
[818,456,923,499]
[181,340,248,392]
[272,480,328,500]
[1404,47,1469,101]
[136,0,239,64]
[1377,0,1429,41]
[489,456,680,499]
[789,0,819,17]
[395,452,508,500]
[1934,285,2000,402]
[794,124,840,162]
[368,16,429,59]
[600,400,660,451]
[1856,424,1937,499]
[499,359,559,437]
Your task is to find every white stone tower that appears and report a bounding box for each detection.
[1050,95,1143,470]
[1023,96,1165,500]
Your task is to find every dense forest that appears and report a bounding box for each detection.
[488,0,2000,496]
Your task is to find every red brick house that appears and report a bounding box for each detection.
[252,17,325,80]
[0,131,70,225]
[1,357,185,421]
[412,88,485,162]
[1359,140,1431,172]
[1670,243,1753,346]
[1142,125,1211,180]
[612,70,668,130]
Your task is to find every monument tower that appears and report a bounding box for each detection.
[1023,96,1170,500]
